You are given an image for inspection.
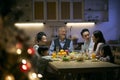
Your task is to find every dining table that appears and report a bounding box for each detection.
[49,59,120,80]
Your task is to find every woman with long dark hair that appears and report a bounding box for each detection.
[92,30,106,55]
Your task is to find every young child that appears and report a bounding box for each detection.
[37,46,57,80]
[38,46,51,59]
[99,44,114,63]
[37,46,51,72]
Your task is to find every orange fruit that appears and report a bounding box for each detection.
[91,53,96,59]
[52,52,56,58]
[62,52,67,56]
[60,49,64,52]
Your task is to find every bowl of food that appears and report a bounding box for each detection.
[76,55,84,61]
[62,56,70,61]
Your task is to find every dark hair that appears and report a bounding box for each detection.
[99,44,114,63]
[100,44,112,57]
[38,46,48,56]
[36,32,46,42]
[81,28,89,36]
[93,30,106,51]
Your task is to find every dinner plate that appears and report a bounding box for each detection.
[91,59,99,62]
[51,58,61,61]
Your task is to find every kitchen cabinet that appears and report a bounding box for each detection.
[84,0,108,22]
[33,0,108,22]
[60,0,83,21]
[33,0,83,21]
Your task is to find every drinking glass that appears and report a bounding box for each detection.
[56,46,59,53]
[91,52,96,59]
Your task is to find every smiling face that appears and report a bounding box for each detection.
[92,30,105,44]
[92,34,100,43]
[41,35,47,42]
[82,31,90,41]
[58,27,67,40]
[38,35,47,45]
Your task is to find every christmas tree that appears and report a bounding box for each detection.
[0,17,43,80]
[0,0,42,79]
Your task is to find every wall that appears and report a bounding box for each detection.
[115,0,120,40]
[15,0,120,45]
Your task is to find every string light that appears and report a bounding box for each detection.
[28,72,40,80]
[22,59,27,64]
[20,60,31,72]
[32,73,37,78]
[38,73,43,78]
[16,49,22,54]
[22,64,27,70]
[5,74,15,80]
[27,47,35,55]
[16,42,23,49]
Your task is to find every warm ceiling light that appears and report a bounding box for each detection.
[14,23,44,28]
[66,22,95,26]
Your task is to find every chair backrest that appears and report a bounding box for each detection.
[110,45,120,80]
[114,52,120,64]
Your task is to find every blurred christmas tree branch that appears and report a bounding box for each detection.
[0,0,36,80]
